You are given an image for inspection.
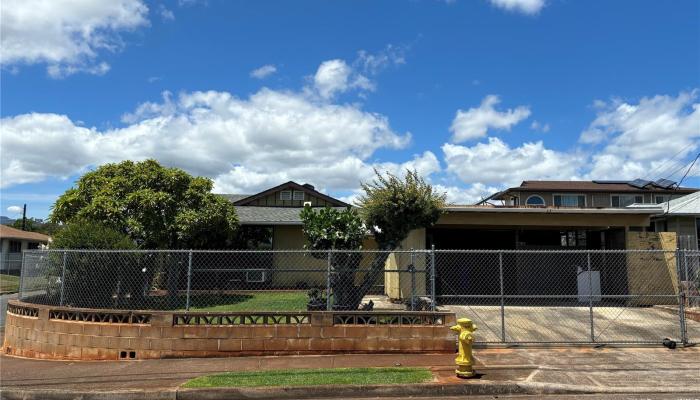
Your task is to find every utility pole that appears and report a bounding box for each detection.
[21,204,27,230]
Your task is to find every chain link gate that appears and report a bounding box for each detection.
[17,248,698,345]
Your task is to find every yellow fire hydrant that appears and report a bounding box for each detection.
[450,318,477,378]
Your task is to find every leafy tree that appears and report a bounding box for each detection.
[301,170,446,309]
[49,220,140,308]
[301,206,366,309]
[11,218,62,236]
[51,159,239,249]
[50,160,239,306]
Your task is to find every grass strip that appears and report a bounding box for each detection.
[182,367,433,388]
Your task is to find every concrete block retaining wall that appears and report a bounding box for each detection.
[3,300,457,360]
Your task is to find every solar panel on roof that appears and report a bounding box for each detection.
[654,178,677,189]
[629,178,651,189]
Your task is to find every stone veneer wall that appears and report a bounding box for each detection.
[3,301,456,361]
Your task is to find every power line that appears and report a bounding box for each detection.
[644,141,696,181]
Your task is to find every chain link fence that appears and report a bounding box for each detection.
[17,248,700,345]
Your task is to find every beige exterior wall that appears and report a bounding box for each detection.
[270,225,382,289]
[384,228,427,300]
[625,231,678,305]
[437,210,651,228]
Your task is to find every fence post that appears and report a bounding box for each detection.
[18,251,25,300]
[499,251,505,343]
[410,248,416,311]
[587,252,595,343]
[430,245,436,311]
[59,251,67,306]
[326,250,332,311]
[186,250,193,311]
[677,248,688,345]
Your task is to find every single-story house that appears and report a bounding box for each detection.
[0,225,50,275]
[222,180,689,303]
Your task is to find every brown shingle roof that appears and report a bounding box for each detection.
[0,225,50,242]
[514,181,697,193]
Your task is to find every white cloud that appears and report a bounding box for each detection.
[450,95,531,142]
[7,205,23,215]
[159,5,175,21]
[530,120,550,133]
[312,59,373,99]
[488,0,546,15]
[1,81,411,193]
[355,44,408,75]
[250,64,277,79]
[582,91,700,180]
[443,137,582,187]
[1,0,149,77]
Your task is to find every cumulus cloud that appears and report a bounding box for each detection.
[159,4,175,21]
[7,205,23,214]
[581,91,700,180]
[530,120,550,133]
[450,95,531,142]
[443,137,582,187]
[312,59,374,99]
[250,64,277,79]
[1,83,412,193]
[1,0,149,77]
[488,0,546,15]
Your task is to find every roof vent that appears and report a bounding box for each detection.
[302,183,315,191]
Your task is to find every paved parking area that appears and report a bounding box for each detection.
[446,304,700,343]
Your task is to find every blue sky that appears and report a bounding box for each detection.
[1,0,699,219]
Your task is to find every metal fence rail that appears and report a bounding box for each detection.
[18,248,700,345]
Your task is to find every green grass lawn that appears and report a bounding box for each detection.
[182,367,433,388]
[183,291,308,312]
[0,274,20,294]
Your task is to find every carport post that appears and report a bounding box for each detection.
[499,251,505,343]
[185,250,193,311]
[59,251,67,306]
[587,252,595,342]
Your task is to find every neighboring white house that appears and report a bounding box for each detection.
[0,225,50,275]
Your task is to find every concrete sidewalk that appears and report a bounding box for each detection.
[1,346,699,396]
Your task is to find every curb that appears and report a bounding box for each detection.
[4,381,700,400]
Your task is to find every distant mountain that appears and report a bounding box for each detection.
[0,216,16,225]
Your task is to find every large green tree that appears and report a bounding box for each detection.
[301,170,446,309]
[51,159,238,249]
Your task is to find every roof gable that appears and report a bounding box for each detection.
[232,181,350,208]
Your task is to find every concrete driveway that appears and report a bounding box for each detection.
[446,304,700,344]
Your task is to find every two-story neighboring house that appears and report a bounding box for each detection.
[483,179,697,209]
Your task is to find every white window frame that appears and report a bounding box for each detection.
[553,193,586,208]
[525,195,546,207]
[654,194,669,204]
[610,193,644,208]
[246,270,266,283]
[279,190,292,200]
[292,190,305,201]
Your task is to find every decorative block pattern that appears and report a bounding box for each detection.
[3,300,456,361]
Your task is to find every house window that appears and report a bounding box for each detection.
[611,194,643,207]
[27,242,39,250]
[553,194,585,207]
[525,195,546,206]
[560,230,587,247]
[654,195,668,204]
[292,191,305,201]
[279,190,292,200]
[9,240,22,253]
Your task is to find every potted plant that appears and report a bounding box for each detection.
[307,288,327,311]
